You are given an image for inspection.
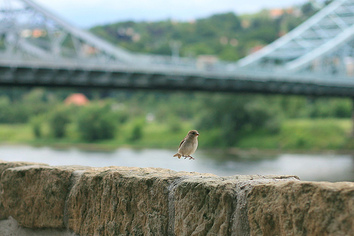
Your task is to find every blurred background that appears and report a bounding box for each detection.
[0,0,353,182]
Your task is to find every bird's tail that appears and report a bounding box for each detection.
[173,153,181,159]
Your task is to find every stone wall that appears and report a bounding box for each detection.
[0,160,353,236]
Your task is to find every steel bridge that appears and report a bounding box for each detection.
[1,0,354,97]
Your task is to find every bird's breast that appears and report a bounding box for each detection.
[178,139,198,156]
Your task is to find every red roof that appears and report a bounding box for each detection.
[64,93,89,106]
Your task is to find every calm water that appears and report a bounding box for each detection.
[0,145,353,182]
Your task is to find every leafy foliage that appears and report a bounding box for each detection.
[0,89,58,123]
[129,119,144,142]
[90,5,316,61]
[48,106,71,138]
[30,116,43,138]
[76,104,118,142]
[197,94,282,146]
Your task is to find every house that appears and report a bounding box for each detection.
[64,93,89,106]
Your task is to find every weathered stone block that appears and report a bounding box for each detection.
[66,166,205,236]
[1,164,72,228]
[173,177,237,235]
[172,175,298,236]
[0,161,49,220]
[0,160,49,175]
[247,181,354,236]
[1,160,352,236]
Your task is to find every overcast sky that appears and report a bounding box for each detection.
[35,0,308,28]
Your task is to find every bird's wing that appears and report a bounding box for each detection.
[179,138,186,148]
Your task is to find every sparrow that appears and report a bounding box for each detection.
[173,130,199,160]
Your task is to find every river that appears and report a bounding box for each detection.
[0,145,353,182]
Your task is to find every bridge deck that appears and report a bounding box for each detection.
[1,60,353,97]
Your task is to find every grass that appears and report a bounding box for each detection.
[120,121,193,148]
[0,120,193,150]
[0,124,34,143]
[236,119,352,151]
[0,118,353,152]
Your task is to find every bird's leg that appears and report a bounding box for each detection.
[188,156,195,160]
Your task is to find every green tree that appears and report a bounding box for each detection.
[129,119,144,142]
[197,94,281,146]
[0,96,11,123]
[48,107,71,138]
[76,104,118,142]
[30,116,43,138]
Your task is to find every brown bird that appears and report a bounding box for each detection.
[173,130,199,160]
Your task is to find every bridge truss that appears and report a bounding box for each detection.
[0,0,353,97]
[0,0,202,69]
[238,0,354,77]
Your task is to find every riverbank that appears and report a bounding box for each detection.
[0,118,353,152]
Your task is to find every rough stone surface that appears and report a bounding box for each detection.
[229,175,299,236]
[0,160,49,175]
[1,164,76,228]
[173,177,237,235]
[0,217,76,236]
[247,181,354,236]
[0,160,353,236]
[0,161,49,220]
[66,166,213,236]
[172,175,299,236]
